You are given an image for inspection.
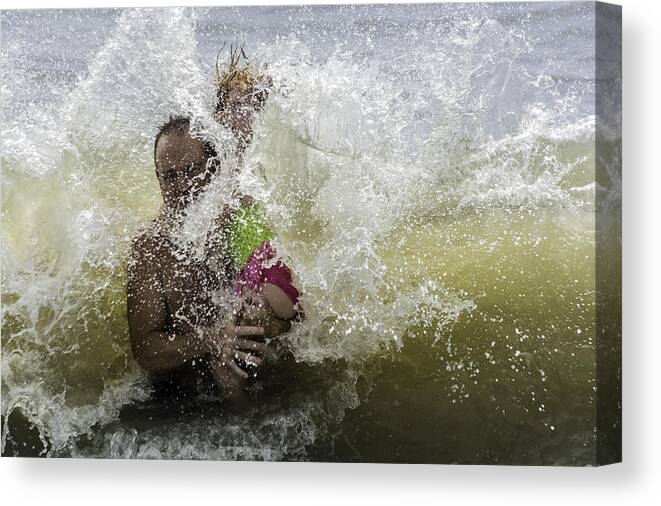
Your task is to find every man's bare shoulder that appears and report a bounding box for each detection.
[129,219,166,265]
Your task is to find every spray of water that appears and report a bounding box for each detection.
[1,6,603,460]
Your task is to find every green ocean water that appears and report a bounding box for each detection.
[1,4,620,463]
[1,189,604,463]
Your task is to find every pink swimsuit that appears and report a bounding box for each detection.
[234,240,300,305]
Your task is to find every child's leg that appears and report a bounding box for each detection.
[262,282,297,320]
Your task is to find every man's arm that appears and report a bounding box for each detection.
[127,234,267,381]
[127,235,212,375]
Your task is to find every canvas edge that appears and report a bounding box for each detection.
[594,0,622,466]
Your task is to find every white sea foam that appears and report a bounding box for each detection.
[1,5,607,460]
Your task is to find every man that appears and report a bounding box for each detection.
[127,116,266,400]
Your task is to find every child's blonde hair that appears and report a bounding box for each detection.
[214,43,268,113]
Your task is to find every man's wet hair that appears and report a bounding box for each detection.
[154,115,218,170]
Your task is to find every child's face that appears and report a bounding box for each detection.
[215,86,257,143]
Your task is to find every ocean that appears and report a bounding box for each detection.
[1,2,620,464]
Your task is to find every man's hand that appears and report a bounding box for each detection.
[233,292,292,340]
[209,325,266,388]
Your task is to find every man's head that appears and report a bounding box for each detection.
[213,44,271,145]
[154,116,217,211]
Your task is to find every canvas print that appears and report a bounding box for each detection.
[1,2,621,465]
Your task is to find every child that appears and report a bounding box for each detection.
[227,197,301,339]
[214,45,301,340]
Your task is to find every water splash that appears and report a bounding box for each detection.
[2,5,601,461]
